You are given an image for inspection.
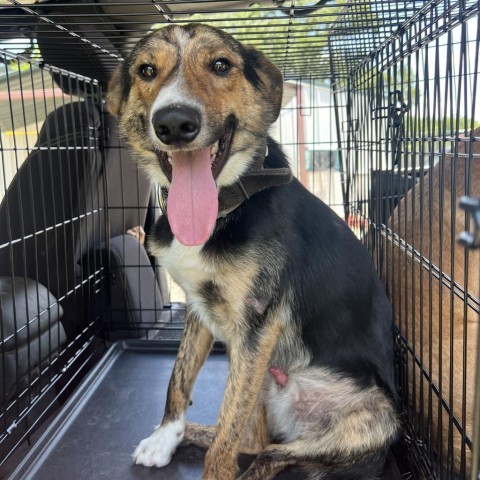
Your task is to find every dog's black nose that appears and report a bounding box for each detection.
[152,105,201,145]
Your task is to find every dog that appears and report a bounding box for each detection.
[106,23,401,480]
[387,128,480,475]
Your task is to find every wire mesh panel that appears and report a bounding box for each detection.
[0,1,479,479]
[0,53,109,463]
[344,0,480,478]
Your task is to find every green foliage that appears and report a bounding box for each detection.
[6,45,39,72]
[429,116,480,136]
[155,1,353,78]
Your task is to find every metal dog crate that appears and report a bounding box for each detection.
[0,1,479,479]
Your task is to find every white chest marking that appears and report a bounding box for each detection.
[155,240,222,337]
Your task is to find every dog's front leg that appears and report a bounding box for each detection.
[133,312,214,467]
[202,321,282,480]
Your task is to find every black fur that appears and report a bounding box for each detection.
[241,47,264,91]
[200,281,225,307]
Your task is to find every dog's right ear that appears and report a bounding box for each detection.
[106,65,123,117]
[243,47,283,126]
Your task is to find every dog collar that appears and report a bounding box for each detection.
[216,167,292,217]
[158,164,292,219]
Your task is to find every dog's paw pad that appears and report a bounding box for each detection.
[132,418,185,468]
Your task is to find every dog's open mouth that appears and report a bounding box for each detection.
[157,124,234,182]
[155,124,234,247]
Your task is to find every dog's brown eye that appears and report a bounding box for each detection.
[139,64,156,80]
[212,58,231,75]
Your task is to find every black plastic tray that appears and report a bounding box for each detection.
[9,340,401,479]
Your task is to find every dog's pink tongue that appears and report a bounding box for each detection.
[167,149,218,246]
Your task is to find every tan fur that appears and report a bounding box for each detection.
[388,128,480,474]
[163,312,214,423]
[105,67,122,117]
[246,403,271,454]
[129,42,179,107]
[202,321,284,480]
[207,261,260,340]
[182,405,269,456]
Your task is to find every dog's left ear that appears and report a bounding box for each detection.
[245,48,283,125]
[106,64,123,117]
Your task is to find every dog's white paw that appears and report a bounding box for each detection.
[133,417,185,467]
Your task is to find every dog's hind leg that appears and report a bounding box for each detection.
[182,422,216,450]
[183,404,270,455]
[133,312,214,467]
[237,443,297,480]
[241,373,401,480]
[238,438,388,480]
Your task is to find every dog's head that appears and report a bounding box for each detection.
[107,23,283,246]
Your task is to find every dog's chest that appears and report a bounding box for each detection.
[160,241,213,296]
[155,239,260,341]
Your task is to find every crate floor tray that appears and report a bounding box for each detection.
[9,340,402,480]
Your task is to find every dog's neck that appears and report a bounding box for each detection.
[158,148,292,219]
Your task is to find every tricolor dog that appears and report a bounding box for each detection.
[107,23,401,480]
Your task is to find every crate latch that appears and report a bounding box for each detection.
[387,90,409,166]
[388,89,408,128]
[458,196,480,249]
